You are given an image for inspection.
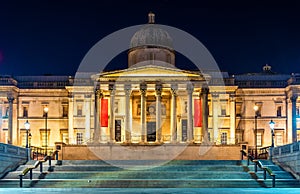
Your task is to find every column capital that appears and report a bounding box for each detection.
[211,92,219,98]
[95,90,104,98]
[187,84,194,94]
[229,93,236,101]
[140,83,147,95]
[7,93,14,102]
[201,87,209,94]
[85,94,92,98]
[155,84,162,96]
[290,94,298,102]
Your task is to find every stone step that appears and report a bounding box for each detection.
[4,170,252,179]
[2,178,300,188]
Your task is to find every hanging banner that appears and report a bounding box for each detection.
[101,99,108,127]
[194,99,202,127]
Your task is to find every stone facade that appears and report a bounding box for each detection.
[0,13,300,157]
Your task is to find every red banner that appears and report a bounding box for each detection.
[101,99,108,127]
[194,99,202,127]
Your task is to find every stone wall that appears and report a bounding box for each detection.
[272,142,300,179]
[0,143,27,178]
[55,142,241,160]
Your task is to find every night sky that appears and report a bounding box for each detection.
[0,0,300,76]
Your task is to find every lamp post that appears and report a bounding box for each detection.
[44,107,49,156]
[269,120,275,161]
[253,105,259,159]
[24,120,30,161]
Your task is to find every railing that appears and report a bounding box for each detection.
[19,150,59,188]
[240,150,276,187]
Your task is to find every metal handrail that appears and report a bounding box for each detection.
[241,150,276,187]
[19,150,59,187]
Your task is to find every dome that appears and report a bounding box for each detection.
[130,13,173,50]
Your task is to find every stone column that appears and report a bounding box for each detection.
[93,90,101,143]
[84,94,91,143]
[156,83,162,142]
[125,84,131,143]
[140,83,147,143]
[187,84,194,142]
[212,93,219,144]
[68,93,74,144]
[7,94,14,144]
[229,94,236,144]
[201,87,209,143]
[109,85,115,143]
[291,95,298,143]
[171,85,178,143]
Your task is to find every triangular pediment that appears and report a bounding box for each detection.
[93,65,210,82]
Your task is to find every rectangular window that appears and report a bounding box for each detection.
[40,132,48,147]
[21,132,27,147]
[297,130,300,141]
[114,101,119,113]
[76,133,83,145]
[296,106,300,117]
[77,105,82,116]
[60,130,69,144]
[257,133,262,147]
[236,131,243,143]
[221,104,226,116]
[221,132,227,145]
[275,132,283,146]
[63,106,68,117]
[277,106,282,117]
[23,107,28,118]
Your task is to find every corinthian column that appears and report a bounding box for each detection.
[291,95,298,143]
[171,85,178,143]
[187,84,194,142]
[140,83,147,143]
[229,94,236,144]
[124,84,131,143]
[84,94,91,142]
[201,87,209,143]
[93,90,101,143]
[155,83,162,142]
[7,94,14,144]
[109,84,115,143]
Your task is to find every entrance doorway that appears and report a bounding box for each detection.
[182,119,187,141]
[115,120,121,142]
[147,122,156,142]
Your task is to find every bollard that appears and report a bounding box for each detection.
[263,169,266,180]
[272,176,276,187]
[19,175,23,188]
[30,169,33,180]
[40,162,43,173]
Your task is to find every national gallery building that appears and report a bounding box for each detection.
[0,13,300,154]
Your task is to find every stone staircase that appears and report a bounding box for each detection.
[0,159,299,188]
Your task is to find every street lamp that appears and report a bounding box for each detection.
[269,120,275,161]
[253,105,259,159]
[24,120,30,161]
[44,106,49,156]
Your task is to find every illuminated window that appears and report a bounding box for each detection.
[275,132,283,146]
[257,133,262,147]
[40,131,48,147]
[60,129,68,144]
[21,131,26,147]
[296,106,300,117]
[76,133,83,145]
[221,132,227,145]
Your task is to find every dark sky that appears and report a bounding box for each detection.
[0,0,300,76]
